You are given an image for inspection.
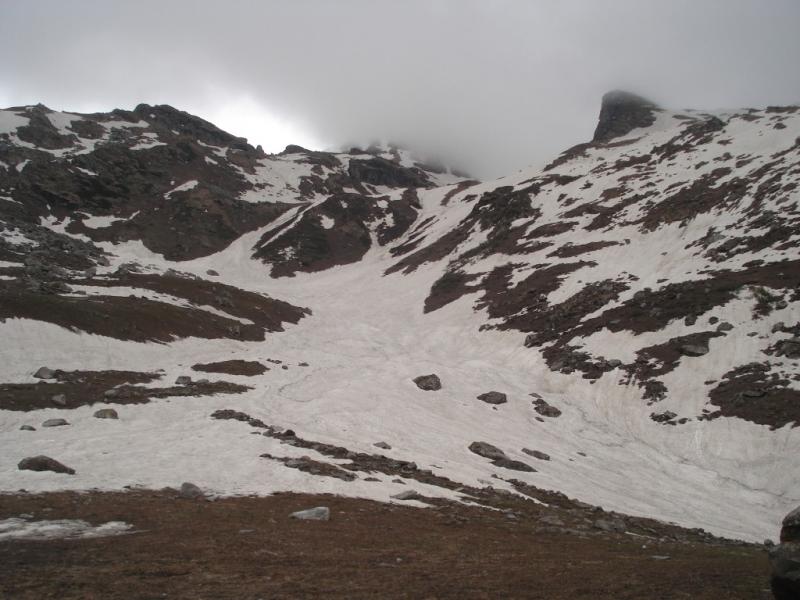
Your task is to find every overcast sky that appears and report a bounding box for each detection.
[2,0,799,178]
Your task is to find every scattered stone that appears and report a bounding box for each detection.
[531,397,562,418]
[298,362,309,367]
[373,441,392,450]
[391,490,423,501]
[178,482,204,499]
[522,448,551,461]
[477,391,507,405]
[679,343,709,357]
[206,269,219,276]
[19,425,36,431]
[42,418,68,428]
[33,366,57,380]
[468,441,507,461]
[93,408,119,419]
[290,506,330,521]
[175,375,192,385]
[708,316,719,325]
[413,374,441,391]
[716,322,734,332]
[18,455,75,475]
[51,394,67,407]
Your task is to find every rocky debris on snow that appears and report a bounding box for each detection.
[19,425,35,431]
[391,490,424,501]
[413,374,441,391]
[93,408,118,419]
[373,441,392,450]
[477,391,507,405]
[18,455,75,475]
[468,442,507,461]
[42,418,68,428]
[531,395,562,418]
[33,366,57,380]
[770,505,800,600]
[178,482,204,500]
[290,507,330,521]
[522,449,551,461]
[51,394,67,407]
[175,376,192,385]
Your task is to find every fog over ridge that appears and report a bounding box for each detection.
[2,0,799,178]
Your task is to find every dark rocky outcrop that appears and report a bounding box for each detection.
[348,157,430,188]
[592,91,658,143]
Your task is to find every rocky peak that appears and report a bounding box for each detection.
[592,90,659,143]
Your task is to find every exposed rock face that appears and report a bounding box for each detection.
[413,374,442,391]
[592,90,658,143]
[347,157,430,188]
[771,505,800,599]
[18,455,75,475]
[477,391,507,405]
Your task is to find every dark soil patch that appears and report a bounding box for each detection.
[0,370,249,411]
[0,490,768,600]
[191,360,268,377]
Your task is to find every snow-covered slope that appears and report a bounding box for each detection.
[1,93,798,542]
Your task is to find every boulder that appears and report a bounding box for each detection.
[178,482,204,499]
[42,418,69,428]
[18,455,75,475]
[679,343,709,357]
[477,391,507,405]
[716,322,734,332]
[373,441,392,450]
[175,375,192,385]
[769,505,800,599]
[290,506,330,521]
[51,394,67,407]
[468,441,507,461]
[20,425,36,431]
[531,397,562,418]
[492,458,535,472]
[413,374,441,391]
[33,366,57,379]
[93,408,119,419]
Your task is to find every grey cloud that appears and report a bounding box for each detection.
[2,0,799,178]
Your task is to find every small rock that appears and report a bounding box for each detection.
[679,344,708,357]
[51,394,67,407]
[468,441,507,461]
[716,322,734,332]
[522,448,551,461]
[178,482,204,499]
[175,376,192,385]
[42,418,69,428]
[206,269,219,276]
[492,458,535,472]
[477,391,507,405]
[532,397,562,418]
[373,441,392,450]
[708,316,719,325]
[20,425,36,431]
[290,506,330,521]
[391,490,423,501]
[684,315,697,326]
[413,374,441,391]
[33,366,57,379]
[93,408,119,419]
[18,455,75,475]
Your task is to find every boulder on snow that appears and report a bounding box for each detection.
[492,458,535,472]
[468,441,507,461]
[413,374,441,391]
[33,366,57,379]
[522,448,551,461]
[391,490,423,501]
[373,441,392,450]
[290,506,330,521]
[175,375,192,385]
[20,425,36,431]
[18,455,75,475]
[679,343,709,357]
[477,391,507,405]
[531,397,562,418]
[42,418,69,428]
[93,408,119,419]
[178,482,204,499]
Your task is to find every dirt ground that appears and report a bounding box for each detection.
[0,491,772,600]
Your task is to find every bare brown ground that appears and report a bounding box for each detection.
[0,491,770,600]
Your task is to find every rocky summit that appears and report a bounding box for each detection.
[0,94,799,557]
